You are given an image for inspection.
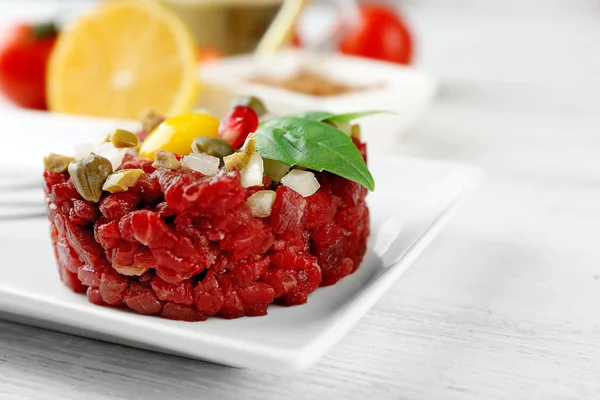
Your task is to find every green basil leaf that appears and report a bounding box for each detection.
[295,110,389,124]
[255,116,375,191]
[326,110,391,124]
[294,111,336,121]
[295,110,393,123]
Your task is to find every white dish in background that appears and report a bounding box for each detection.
[200,49,437,152]
[0,111,481,372]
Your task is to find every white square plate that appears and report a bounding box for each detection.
[0,111,482,372]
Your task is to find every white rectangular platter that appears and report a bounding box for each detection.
[0,110,483,372]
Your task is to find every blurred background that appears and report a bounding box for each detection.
[1,0,598,115]
[0,0,598,173]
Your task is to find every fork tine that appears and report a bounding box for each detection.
[0,165,45,221]
[0,201,46,208]
[0,182,43,191]
[0,212,47,221]
[0,170,42,177]
[0,176,46,220]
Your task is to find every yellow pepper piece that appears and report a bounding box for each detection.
[139,113,220,161]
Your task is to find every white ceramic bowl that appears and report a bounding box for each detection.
[199,49,437,152]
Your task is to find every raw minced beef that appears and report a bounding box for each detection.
[44,151,369,321]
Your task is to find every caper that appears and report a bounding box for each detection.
[233,95,267,117]
[241,133,256,154]
[110,129,139,148]
[68,153,113,202]
[43,153,75,173]
[140,109,164,133]
[102,169,145,193]
[192,137,234,158]
[223,152,251,172]
[152,151,181,169]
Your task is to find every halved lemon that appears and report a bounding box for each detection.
[47,0,198,119]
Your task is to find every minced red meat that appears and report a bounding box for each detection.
[43,153,369,321]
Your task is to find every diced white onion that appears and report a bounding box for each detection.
[263,159,290,183]
[182,153,220,176]
[73,127,138,171]
[95,142,128,170]
[95,131,111,145]
[247,190,277,217]
[73,142,96,160]
[114,149,129,169]
[94,142,117,158]
[113,265,148,276]
[281,169,320,197]
[240,152,264,188]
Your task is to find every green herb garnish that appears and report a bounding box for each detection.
[255,112,382,191]
[296,110,389,124]
[294,111,336,121]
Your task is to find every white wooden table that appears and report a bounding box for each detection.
[1,1,600,399]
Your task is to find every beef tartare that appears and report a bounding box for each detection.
[43,98,375,321]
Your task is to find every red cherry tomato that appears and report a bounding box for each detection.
[338,4,413,65]
[0,22,57,109]
[218,105,259,150]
